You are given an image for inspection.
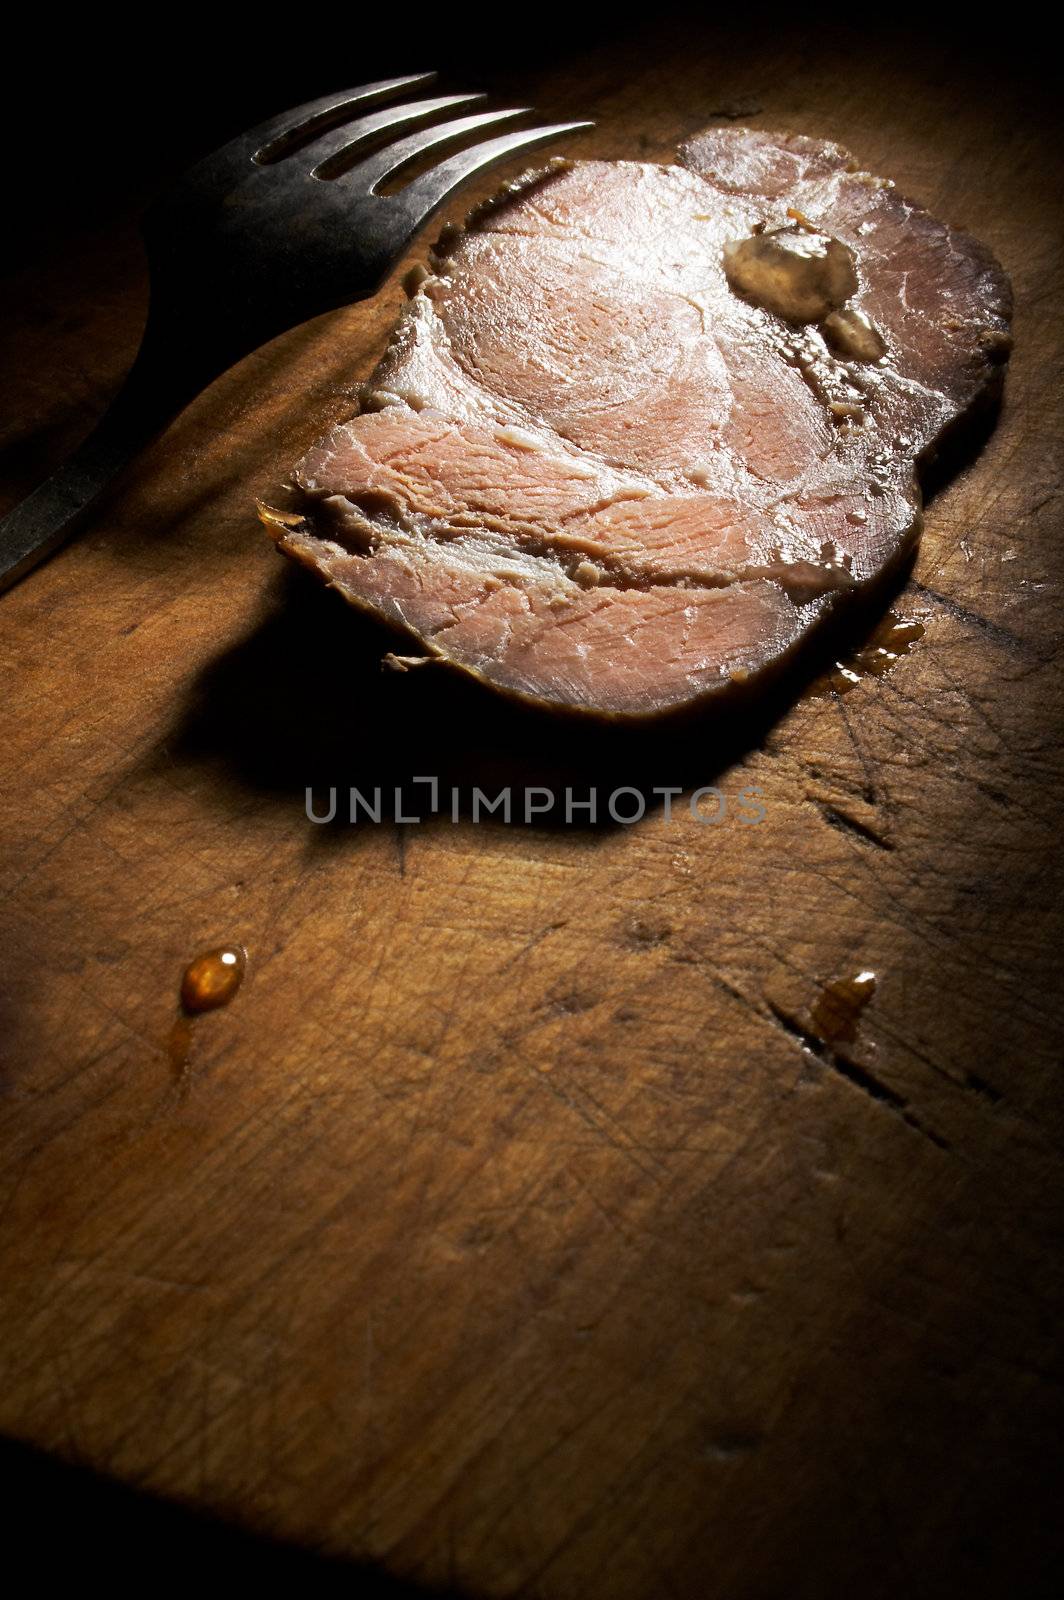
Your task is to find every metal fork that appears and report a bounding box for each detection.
[0,74,590,591]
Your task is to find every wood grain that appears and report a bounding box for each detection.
[2,24,1062,1598]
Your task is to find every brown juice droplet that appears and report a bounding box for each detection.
[808,611,925,699]
[168,946,247,1086]
[180,946,247,1014]
[810,970,876,1046]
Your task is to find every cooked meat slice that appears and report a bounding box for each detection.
[266,128,1012,719]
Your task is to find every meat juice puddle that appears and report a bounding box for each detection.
[806,611,925,699]
[169,946,247,1080]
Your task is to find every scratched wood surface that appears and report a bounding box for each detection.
[2,23,1063,1598]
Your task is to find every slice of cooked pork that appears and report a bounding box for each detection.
[265,128,1012,719]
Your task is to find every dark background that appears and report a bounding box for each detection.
[2,4,1054,264]
[1,5,1060,1594]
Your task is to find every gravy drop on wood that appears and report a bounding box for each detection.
[180,946,247,1014]
[810,970,876,1046]
[808,612,925,698]
[169,946,247,1083]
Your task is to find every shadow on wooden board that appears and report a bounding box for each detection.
[0,1434,464,1596]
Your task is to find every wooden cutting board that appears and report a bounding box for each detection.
[2,24,1062,1598]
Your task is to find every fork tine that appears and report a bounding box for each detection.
[398,121,595,217]
[308,93,486,177]
[250,74,439,163]
[352,108,533,193]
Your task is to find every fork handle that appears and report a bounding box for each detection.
[0,318,221,593]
